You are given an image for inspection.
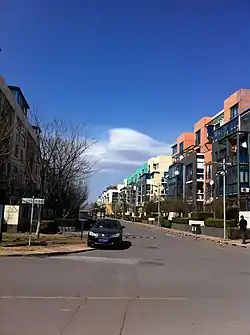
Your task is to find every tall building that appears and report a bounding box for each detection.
[126,156,172,212]
[0,76,41,204]
[166,117,211,210]
[147,155,172,199]
[165,88,250,211]
[97,184,123,215]
[206,89,250,209]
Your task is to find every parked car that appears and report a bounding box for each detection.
[87,219,124,248]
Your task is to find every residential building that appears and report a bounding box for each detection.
[166,117,212,210]
[147,155,172,199]
[134,163,150,206]
[119,178,127,202]
[97,184,122,215]
[206,89,250,209]
[204,110,224,203]
[0,76,41,204]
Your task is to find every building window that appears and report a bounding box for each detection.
[240,170,249,183]
[186,164,193,182]
[206,164,212,179]
[230,103,238,119]
[179,141,184,153]
[195,130,201,146]
[172,144,177,155]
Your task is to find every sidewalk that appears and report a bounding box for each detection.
[0,243,92,257]
[130,221,250,249]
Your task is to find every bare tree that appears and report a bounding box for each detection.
[34,118,96,236]
[0,90,13,156]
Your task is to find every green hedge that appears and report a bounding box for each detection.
[40,221,59,234]
[160,219,172,228]
[172,217,189,224]
[55,219,76,227]
[190,212,213,220]
[204,217,237,228]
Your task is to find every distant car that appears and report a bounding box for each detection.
[87,219,124,248]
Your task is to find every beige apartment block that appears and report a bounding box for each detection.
[0,76,41,204]
[148,155,172,199]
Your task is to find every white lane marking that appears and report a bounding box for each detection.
[0,296,190,301]
[51,255,138,265]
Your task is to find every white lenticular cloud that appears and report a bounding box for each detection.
[88,128,172,169]
[87,127,173,201]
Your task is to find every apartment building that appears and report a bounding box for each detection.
[206,89,250,209]
[0,76,41,204]
[166,118,212,210]
[165,88,250,211]
[148,155,172,199]
[126,156,172,211]
[97,184,123,215]
[204,110,224,203]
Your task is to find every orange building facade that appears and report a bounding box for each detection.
[165,88,250,210]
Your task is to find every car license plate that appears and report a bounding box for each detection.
[99,239,108,243]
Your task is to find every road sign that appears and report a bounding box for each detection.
[22,198,45,205]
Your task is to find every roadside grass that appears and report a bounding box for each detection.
[1,233,86,248]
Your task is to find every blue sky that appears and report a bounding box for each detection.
[1,0,250,201]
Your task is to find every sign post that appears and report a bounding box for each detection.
[29,197,35,247]
[22,197,45,247]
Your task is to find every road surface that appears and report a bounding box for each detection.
[1,222,250,334]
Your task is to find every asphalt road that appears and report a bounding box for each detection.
[1,222,250,334]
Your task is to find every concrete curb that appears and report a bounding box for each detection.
[0,247,92,258]
[160,228,248,248]
[125,220,248,249]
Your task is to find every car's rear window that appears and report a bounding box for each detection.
[94,220,120,229]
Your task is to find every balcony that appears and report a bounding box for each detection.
[212,117,238,142]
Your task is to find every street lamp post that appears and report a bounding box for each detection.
[211,158,231,240]
[157,187,160,228]
[174,170,179,203]
[151,184,161,228]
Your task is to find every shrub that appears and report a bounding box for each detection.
[226,207,238,220]
[204,217,237,228]
[160,219,172,228]
[40,220,59,234]
[172,217,189,224]
[228,227,250,240]
[55,218,76,227]
[135,217,142,222]
[190,212,213,220]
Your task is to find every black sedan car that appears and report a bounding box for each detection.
[87,219,124,248]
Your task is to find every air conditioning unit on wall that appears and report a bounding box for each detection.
[241,187,250,193]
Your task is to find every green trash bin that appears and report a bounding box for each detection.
[191,224,201,235]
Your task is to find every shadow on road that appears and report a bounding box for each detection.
[94,240,132,251]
